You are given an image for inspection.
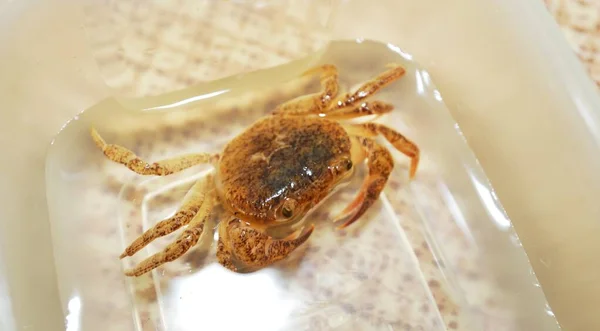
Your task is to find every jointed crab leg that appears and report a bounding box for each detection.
[273,64,406,118]
[273,64,339,115]
[334,137,393,229]
[123,180,216,277]
[90,127,214,176]
[345,122,419,178]
[325,100,394,120]
[327,64,406,112]
[120,178,210,259]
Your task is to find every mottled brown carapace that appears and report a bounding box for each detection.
[217,116,353,226]
[90,63,420,277]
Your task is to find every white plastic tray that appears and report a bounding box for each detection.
[1,0,599,330]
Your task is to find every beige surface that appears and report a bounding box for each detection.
[0,2,106,331]
[542,1,600,329]
[0,0,599,331]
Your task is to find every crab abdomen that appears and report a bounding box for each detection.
[217,116,352,224]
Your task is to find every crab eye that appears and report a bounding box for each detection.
[281,199,297,218]
[282,207,293,218]
[345,159,353,170]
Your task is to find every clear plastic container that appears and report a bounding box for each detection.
[3,0,600,330]
[46,16,560,331]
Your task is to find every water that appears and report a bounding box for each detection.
[45,39,561,331]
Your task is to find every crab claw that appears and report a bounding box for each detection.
[217,219,315,272]
[267,224,315,259]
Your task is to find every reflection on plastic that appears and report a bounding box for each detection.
[66,294,81,331]
[386,43,413,60]
[145,90,230,111]
[415,70,425,95]
[168,264,296,331]
[545,304,556,318]
[0,254,16,331]
[470,173,511,229]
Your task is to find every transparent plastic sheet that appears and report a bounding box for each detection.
[41,1,564,331]
[47,38,561,330]
[81,0,333,98]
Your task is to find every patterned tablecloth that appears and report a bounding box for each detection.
[546,0,600,87]
[83,1,600,95]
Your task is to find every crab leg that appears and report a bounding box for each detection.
[216,218,314,272]
[120,177,209,259]
[273,64,339,115]
[91,127,215,176]
[327,64,406,112]
[345,122,419,178]
[215,220,237,272]
[325,100,394,121]
[123,182,216,277]
[334,137,394,229]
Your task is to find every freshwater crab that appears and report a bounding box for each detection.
[90,64,420,277]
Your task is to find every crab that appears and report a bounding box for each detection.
[90,63,420,277]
